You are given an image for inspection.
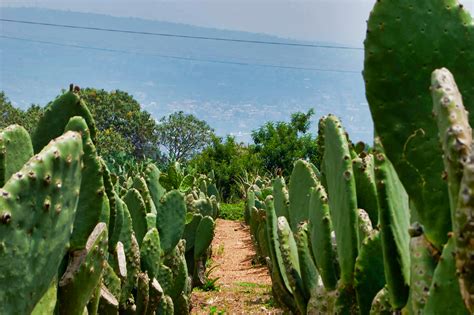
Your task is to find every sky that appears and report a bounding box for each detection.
[0,0,418,46]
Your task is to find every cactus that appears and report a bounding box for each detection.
[264,197,295,309]
[32,88,97,153]
[156,190,187,255]
[136,272,150,315]
[354,230,385,315]
[31,279,58,315]
[133,176,157,215]
[156,295,174,315]
[144,163,166,207]
[58,223,108,315]
[164,239,189,301]
[0,124,33,186]
[146,278,164,315]
[374,146,411,309]
[369,286,392,315]
[363,0,474,248]
[102,261,122,301]
[0,131,82,314]
[183,213,203,252]
[352,154,378,224]
[424,237,469,314]
[288,160,318,232]
[407,224,438,314]
[277,216,307,314]
[140,228,162,280]
[123,188,148,245]
[98,286,119,315]
[109,192,125,250]
[322,115,359,286]
[308,184,338,290]
[194,216,215,260]
[65,116,107,250]
[295,222,319,302]
[272,176,290,219]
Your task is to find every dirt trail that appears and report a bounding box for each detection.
[191,219,283,314]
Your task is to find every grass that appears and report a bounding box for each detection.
[219,201,245,221]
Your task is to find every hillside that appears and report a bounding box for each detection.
[0,8,371,142]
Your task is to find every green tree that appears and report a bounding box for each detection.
[251,109,319,175]
[191,135,262,201]
[0,92,44,133]
[157,111,214,163]
[80,88,159,160]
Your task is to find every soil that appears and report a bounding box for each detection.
[191,219,284,314]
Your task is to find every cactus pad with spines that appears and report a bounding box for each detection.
[272,176,290,219]
[0,131,82,314]
[194,216,215,260]
[364,0,474,248]
[352,154,378,224]
[32,89,97,153]
[58,223,108,315]
[322,114,359,286]
[0,124,33,187]
[140,228,162,279]
[156,190,187,255]
[123,188,148,245]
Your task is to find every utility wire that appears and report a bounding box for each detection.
[0,18,364,51]
[0,35,361,74]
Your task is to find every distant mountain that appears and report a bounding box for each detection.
[0,8,372,142]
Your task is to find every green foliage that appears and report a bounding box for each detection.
[157,111,214,162]
[219,202,245,221]
[251,109,319,175]
[0,92,44,134]
[80,88,159,160]
[191,135,262,201]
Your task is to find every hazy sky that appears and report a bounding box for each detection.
[2,1,474,46]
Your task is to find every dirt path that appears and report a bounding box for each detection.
[191,219,283,314]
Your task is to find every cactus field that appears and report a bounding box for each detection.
[2,0,474,314]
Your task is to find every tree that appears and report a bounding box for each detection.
[80,88,159,160]
[157,111,214,163]
[251,109,319,175]
[0,92,44,134]
[191,135,262,201]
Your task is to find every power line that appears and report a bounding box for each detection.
[0,18,364,51]
[0,35,362,74]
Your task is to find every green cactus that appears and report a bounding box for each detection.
[133,176,157,215]
[277,216,307,314]
[322,115,359,286]
[0,124,33,187]
[156,190,187,255]
[65,116,108,250]
[264,197,295,309]
[110,241,127,283]
[98,286,119,315]
[194,216,215,260]
[31,278,58,315]
[431,68,472,226]
[369,286,392,315]
[357,209,373,249]
[136,272,150,315]
[363,0,474,248]
[32,88,97,153]
[308,184,339,291]
[123,188,148,245]
[456,152,474,312]
[102,261,122,301]
[0,131,82,314]
[183,213,203,252]
[58,223,108,315]
[109,192,125,251]
[146,278,164,315]
[101,159,117,241]
[156,295,174,315]
[295,222,319,302]
[192,197,214,217]
[352,154,378,224]
[164,239,188,301]
[407,224,438,314]
[354,230,385,315]
[144,163,166,207]
[272,176,290,219]
[424,237,468,314]
[140,228,162,280]
[288,160,318,232]
[374,146,411,309]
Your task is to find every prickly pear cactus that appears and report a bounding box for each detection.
[0,131,83,314]
[288,160,318,232]
[58,223,108,315]
[0,124,33,187]
[322,115,359,286]
[364,0,474,248]
[374,146,411,309]
[32,88,97,153]
[272,176,290,219]
[144,163,166,211]
[156,190,186,255]
[140,228,162,279]
[65,116,107,250]
[123,188,148,245]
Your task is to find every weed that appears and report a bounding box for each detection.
[219,202,245,221]
[202,263,221,291]
[209,305,225,314]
